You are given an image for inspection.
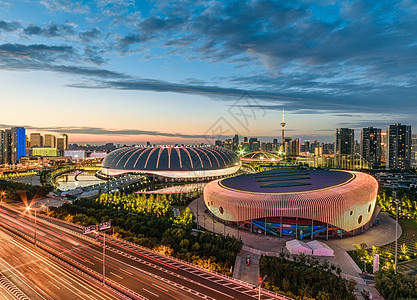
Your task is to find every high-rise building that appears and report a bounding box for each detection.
[361,127,382,169]
[381,132,387,163]
[249,138,259,152]
[44,134,56,148]
[335,128,354,168]
[30,133,43,148]
[232,134,239,147]
[11,127,26,162]
[386,123,412,170]
[411,133,417,169]
[0,130,4,164]
[57,134,68,150]
[288,138,300,156]
[2,129,16,165]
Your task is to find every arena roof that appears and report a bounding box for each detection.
[220,169,354,193]
[100,146,241,179]
[204,169,379,232]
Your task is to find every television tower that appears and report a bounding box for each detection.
[280,109,286,143]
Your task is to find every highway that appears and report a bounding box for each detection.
[0,203,287,300]
[0,226,118,300]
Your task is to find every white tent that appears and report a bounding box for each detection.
[306,240,334,257]
[286,239,313,255]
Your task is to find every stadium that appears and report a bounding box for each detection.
[100,146,241,180]
[204,169,379,239]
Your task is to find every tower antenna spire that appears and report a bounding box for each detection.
[280,108,286,143]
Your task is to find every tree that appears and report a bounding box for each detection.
[179,207,193,226]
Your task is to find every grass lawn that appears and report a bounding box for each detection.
[349,218,417,273]
[380,218,417,258]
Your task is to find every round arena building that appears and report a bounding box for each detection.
[100,146,241,180]
[204,169,379,239]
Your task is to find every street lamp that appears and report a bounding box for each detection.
[393,190,400,274]
[26,205,37,246]
[0,190,6,202]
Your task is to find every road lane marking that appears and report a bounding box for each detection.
[119,268,132,275]
[152,283,168,292]
[143,288,159,298]
[48,280,61,290]
[109,271,123,280]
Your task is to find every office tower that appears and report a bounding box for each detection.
[335,128,354,168]
[273,138,278,144]
[361,127,382,169]
[249,138,259,152]
[412,134,417,169]
[57,134,68,150]
[288,138,300,156]
[0,130,4,164]
[310,140,319,153]
[44,134,56,148]
[232,134,239,146]
[243,137,248,143]
[386,123,412,170]
[280,109,286,143]
[215,140,222,147]
[381,132,387,163]
[3,129,16,165]
[251,140,260,152]
[30,133,43,148]
[12,127,26,162]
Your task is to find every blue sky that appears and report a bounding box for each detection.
[0,0,416,144]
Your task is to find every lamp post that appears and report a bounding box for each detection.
[26,206,37,246]
[393,190,400,274]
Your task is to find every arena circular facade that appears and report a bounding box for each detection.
[100,146,241,179]
[204,169,379,238]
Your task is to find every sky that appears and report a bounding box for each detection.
[0,0,416,145]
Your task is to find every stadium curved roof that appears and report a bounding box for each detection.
[204,169,378,232]
[101,146,241,179]
[240,151,282,162]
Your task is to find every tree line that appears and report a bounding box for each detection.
[44,197,241,275]
[259,253,355,300]
[0,179,52,202]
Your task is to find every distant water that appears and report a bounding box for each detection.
[56,173,104,191]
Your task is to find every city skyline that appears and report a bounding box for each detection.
[1,1,417,144]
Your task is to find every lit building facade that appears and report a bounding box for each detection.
[30,133,43,148]
[335,128,354,168]
[204,169,378,239]
[386,123,412,170]
[412,133,417,169]
[44,134,56,148]
[361,127,382,169]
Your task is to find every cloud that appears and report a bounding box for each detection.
[39,0,89,14]
[0,124,221,139]
[79,27,101,41]
[23,22,75,37]
[0,20,20,32]
[0,43,74,61]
